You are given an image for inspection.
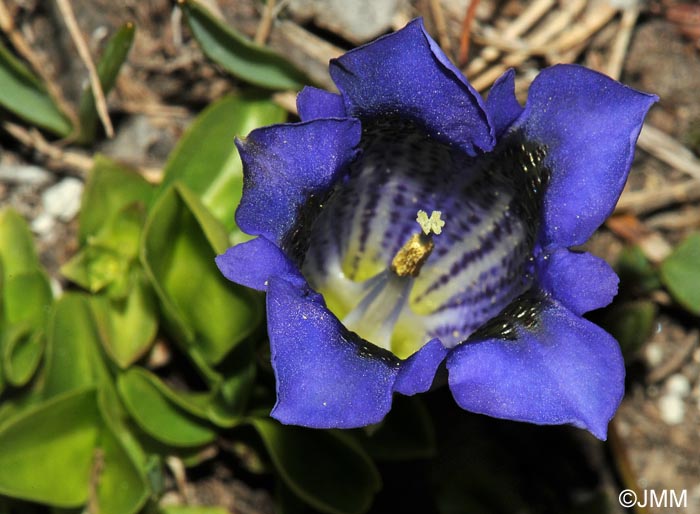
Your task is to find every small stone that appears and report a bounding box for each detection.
[42,177,83,222]
[665,373,691,397]
[658,394,685,425]
[0,164,52,185]
[645,342,664,367]
[31,212,55,236]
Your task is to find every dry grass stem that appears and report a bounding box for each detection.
[254,0,277,45]
[606,3,640,80]
[465,0,555,76]
[56,0,114,138]
[458,0,480,66]
[616,179,700,215]
[646,331,699,384]
[429,0,453,57]
[272,91,298,115]
[470,0,588,91]
[638,125,700,181]
[3,121,92,176]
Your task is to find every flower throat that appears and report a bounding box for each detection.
[298,119,549,358]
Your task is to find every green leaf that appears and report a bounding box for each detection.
[2,270,53,326]
[90,269,158,368]
[61,244,130,294]
[357,396,435,461]
[0,208,41,276]
[141,183,261,365]
[616,245,661,297]
[181,0,307,90]
[117,368,216,447]
[160,93,286,232]
[206,339,257,427]
[1,324,44,387]
[79,155,155,243]
[0,40,72,136]
[251,418,381,514]
[600,301,657,357]
[96,423,149,514]
[43,294,101,399]
[660,232,700,315]
[0,388,100,506]
[78,23,135,143]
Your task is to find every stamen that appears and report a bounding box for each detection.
[391,210,445,277]
[342,210,446,350]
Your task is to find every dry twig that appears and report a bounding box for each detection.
[429,0,453,58]
[466,0,556,77]
[616,179,700,215]
[458,0,480,67]
[55,0,114,138]
[254,0,277,45]
[646,330,699,384]
[638,124,700,181]
[606,3,640,80]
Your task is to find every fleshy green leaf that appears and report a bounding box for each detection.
[60,244,129,294]
[79,155,155,243]
[90,269,158,368]
[96,423,149,514]
[0,40,72,136]
[251,418,381,514]
[160,93,286,233]
[78,23,135,143]
[660,232,700,315]
[181,0,307,90]
[0,208,41,276]
[616,245,661,298]
[141,183,261,365]
[2,270,53,326]
[0,388,100,506]
[1,324,44,387]
[117,368,216,447]
[600,301,657,357]
[357,396,435,461]
[43,294,102,399]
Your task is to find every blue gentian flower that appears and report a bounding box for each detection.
[216,19,657,440]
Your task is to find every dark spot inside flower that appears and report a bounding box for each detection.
[467,292,547,342]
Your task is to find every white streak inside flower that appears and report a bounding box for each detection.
[343,211,443,350]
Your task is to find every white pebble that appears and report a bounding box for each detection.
[42,177,83,222]
[0,164,51,185]
[645,343,664,367]
[665,373,691,397]
[659,395,685,425]
[30,212,55,236]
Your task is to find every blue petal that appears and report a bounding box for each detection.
[514,64,657,248]
[267,277,400,428]
[235,119,361,243]
[296,86,347,121]
[486,69,523,138]
[447,300,625,440]
[393,338,448,396]
[537,249,619,316]
[216,237,306,291]
[329,18,494,155]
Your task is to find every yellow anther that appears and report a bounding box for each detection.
[416,210,445,235]
[391,234,434,277]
